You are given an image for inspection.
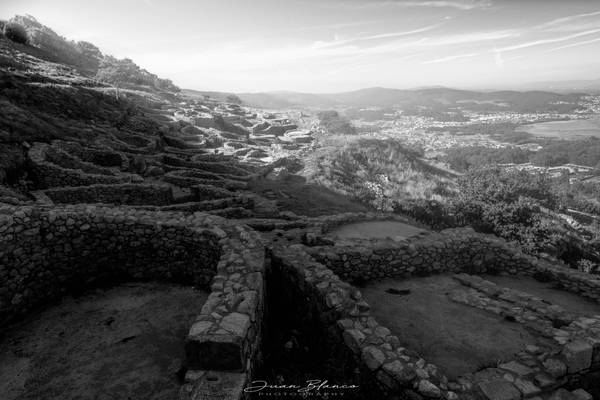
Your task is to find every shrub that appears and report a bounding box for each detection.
[226,94,242,105]
[317,110,357,135]
[3,22,28,44]
[393,198,455,229]
[577,259,597,274]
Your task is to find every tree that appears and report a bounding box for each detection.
[3,22,28,44]
[317,110,357,135]
[96,56,179,92]
[457,166,558,209]
[226,94,242,105]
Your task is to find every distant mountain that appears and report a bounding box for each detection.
[221,87,584,113]
[182,89,330,109]
[519,79,600,94]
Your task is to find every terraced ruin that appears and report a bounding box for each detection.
[1,19,600,400]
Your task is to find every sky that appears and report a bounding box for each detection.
[2,0,600,93]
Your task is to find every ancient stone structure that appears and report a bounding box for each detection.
[266,214,600,400]
[0,205,266,399]
[2,72,598,399]
[39,183,175,205]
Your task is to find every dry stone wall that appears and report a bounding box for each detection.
[45,145,116,176]
[0,205,266,400]
[28,143,140,188]
[0,205,220,324]
[163,171,248,190]
[270,237,600,400]
[42,183,175,205]
[262,213,600,400]
[270,244,456,399]
[54,140,129,169]
[162,154,251,176]
[307,227,600,302]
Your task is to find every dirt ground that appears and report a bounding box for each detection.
[361,275,552,379]
[0,282,208,400]
[328,220,425,240]
[483,274,600,317]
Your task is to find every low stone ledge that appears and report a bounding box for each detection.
[162,154,251,176]
[184,221,265,390]
[164,172,247,190]
[42,183,175,206]
[174,168,254,182]
[180,370,246,400]
[28,142,141,189]
[305,226,600,303]
[233,218,308,232]
[186,333,246,370]
[191,184,238,201]
[54,140,129,169]
[133,196,255,213]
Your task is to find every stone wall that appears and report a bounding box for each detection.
[163,171,248,190]
[137,196,255,213]
[271,241,600,400]
[0,205,267,400]
[0,205,220,324]
[270,244,455,399]
[55,140,129,169]
[266,214,600,400]
[45,145,116,176]
[162,155,251,176]
[97,137,155,155]
[42,183,175,206]
[191,184,238,201]
[112,131,153,148]
[28,143,140,188]
[182,219,266,400]
[306,227,600,303]
[170,168,252,182]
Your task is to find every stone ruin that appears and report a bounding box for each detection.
[1,100,599,400]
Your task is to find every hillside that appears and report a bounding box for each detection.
[4,15,179,93]
[305,136,457,210]
[0,16,364,218]
[228,86,584,113]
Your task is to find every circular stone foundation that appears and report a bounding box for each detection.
[0,282,208,400]
[328,220,425,240]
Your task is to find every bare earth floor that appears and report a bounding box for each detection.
[362,275,553,380]
[328,221,425,240]
[0,282,208,400]
[483,274,600,317]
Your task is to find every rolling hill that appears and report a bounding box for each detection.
[205,86,585,113]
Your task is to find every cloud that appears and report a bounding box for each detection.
[386,0,492,10]
[494,48,504,69]
[544,35,600,53]
[534,10,600,32]
[421,30,518,46]
[313,23,440,48]
[285,19,383,33]
[498,28,600,52]
[422,52,480,64]
[319,0,492,10]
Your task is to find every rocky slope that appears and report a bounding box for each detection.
[0,16,366,219]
